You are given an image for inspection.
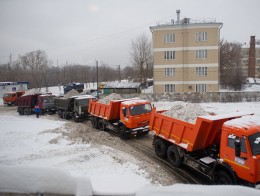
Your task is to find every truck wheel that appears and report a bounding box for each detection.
[91,117,99,129]
[58,110,63,118]
[214,170,233,185]
[167,145,183,167]
[62,111,68,119]
[119,125,130,140]
[18,108,24,115]
[73,113,79,122]
[98,119,107,131]
[154,139,167,159]
[24,108,29,115]
[143,130,149,135]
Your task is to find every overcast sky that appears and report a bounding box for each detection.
[0,0,259,67]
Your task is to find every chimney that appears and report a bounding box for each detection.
[176,10,180,24]
[248,36,256,78]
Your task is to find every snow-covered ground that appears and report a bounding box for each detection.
[0,100,260,195]
[0,84,260,195]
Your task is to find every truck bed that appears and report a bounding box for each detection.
[88,99,122,120]
[54,98,73,111]
[149,108,251,152]
[16,95,39,107]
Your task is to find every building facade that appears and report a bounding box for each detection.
[150,12,222,93]
[241,36,260,79]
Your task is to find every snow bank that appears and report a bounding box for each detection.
[0,165,92,196]
[163,102,208,124]
[99,93,123,104]
[136,184,260,196]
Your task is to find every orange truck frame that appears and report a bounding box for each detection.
[149,107,260,187]
[88,98,152,139]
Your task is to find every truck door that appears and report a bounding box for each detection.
[121,107,130,126]
[223,133,250,181]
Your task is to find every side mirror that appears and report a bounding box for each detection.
[234,139,241,157]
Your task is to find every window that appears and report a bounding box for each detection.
[165,68,175,77]
[196,84,207,93]
[130,104,152,116]
[248,132,260,156]
[165,84,175,93]
[195,32,208,41]
[243,60,248,64]
[256,59,260,64]
[164,51,175,60]
[227,134,247,153]
[196,50,208,59]
[196,67,207,76]
[164,34,175,43]
[242,50,249,56]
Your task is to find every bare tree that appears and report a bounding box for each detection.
[220,40,245,90]
[129,33,153,83]
[19,50,49,88]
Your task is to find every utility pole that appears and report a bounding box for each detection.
[96,60,99,99]
[115,65,121,82]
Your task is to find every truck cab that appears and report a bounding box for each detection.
[120,99,152,134]
[3,91,25,106]
[73,95,94,122]
[37,95,56,114]
[219,115,260,187]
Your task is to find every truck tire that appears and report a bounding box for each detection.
[167,145,183,167]
[62,111,69,119]
[91,117,99,129]
[18,108,24,115]
[119,125,130,140]
[24,108,29,115]
[58,110,63,118]
[154,138,167,159]
[73,113,79,122]
[98,119,107,131]
[214,170,233,185]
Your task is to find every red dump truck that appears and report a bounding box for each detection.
[88,98,152,139]
[149,108,260,187]
[16,94,56,115]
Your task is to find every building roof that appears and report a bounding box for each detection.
[150,18,222,31]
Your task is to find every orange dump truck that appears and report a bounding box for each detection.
[3,91,25,106]
[88,98,152,139]
[149,107,260,187]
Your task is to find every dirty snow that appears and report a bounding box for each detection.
[63,89,80,99]
[99,93,123,104]
[162,101,208,123]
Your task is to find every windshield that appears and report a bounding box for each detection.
[130,104,152,116]
[77,99,88,106]
[248,132,260,156]
[4,93,12,98]
[43,96,55,103]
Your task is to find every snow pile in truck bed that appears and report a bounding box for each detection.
[22,88,41,96]
[99,93,123,104]
[163,102,208,124]
[63,89,79,99]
